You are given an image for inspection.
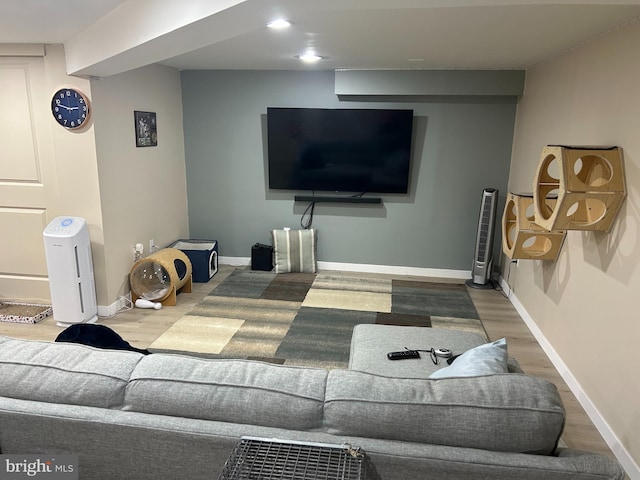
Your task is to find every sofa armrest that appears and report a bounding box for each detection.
[555,449,626,479]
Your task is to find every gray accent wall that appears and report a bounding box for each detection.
[181,70,517,271]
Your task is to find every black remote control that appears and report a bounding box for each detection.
[387,350,420,360]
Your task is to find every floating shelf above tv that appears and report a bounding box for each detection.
[294,195,382,204]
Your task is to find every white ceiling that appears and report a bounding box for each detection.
[2,0,640,76]
[0,0,128,43]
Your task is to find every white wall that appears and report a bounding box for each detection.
[91,63,189,308]
[44,46,106,303]
[0,45,105,303]
[1,46,189,310]
[507,21,640,475]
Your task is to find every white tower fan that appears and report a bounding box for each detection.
[466,188,499,289]
[43,216,98,327]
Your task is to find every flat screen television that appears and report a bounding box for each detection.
[267,107,413,194]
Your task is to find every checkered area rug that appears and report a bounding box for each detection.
[148,269,487,368]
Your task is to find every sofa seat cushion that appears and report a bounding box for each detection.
[124,355,327,431]
[349,325,488,378]
[324,369,565,455]
[0,336,142,409]
[349,325,523,377]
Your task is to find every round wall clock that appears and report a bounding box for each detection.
[50,88,91,129]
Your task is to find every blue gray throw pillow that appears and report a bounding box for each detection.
[429,338,508,379]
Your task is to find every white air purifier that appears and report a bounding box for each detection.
[43,216,98,327]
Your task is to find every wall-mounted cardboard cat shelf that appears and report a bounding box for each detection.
[533,146,625,232]
[502,192,566,261]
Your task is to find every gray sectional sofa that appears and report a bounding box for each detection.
[0,332,625,479]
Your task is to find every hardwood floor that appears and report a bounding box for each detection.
[467,286,612,455]
[468,284,629,479]
[0,264,625,476]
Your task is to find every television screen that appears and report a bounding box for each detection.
[267,107,413,194]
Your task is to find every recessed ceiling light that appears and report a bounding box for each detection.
[267,19,291,29]
[296,51,323,63]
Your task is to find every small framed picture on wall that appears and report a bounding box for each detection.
[134,111,157,147]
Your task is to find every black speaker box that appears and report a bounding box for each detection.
[251,243,273,271]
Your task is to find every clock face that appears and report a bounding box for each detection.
[51,88,90,129]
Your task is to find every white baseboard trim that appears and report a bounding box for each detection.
[219,256,470,280]
[500,278,639,479]
[220,256,250,266]
[317,261,470,279]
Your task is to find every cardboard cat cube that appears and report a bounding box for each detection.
[170,240,218,282]
[502,193,566,261]
[533,146,626,232]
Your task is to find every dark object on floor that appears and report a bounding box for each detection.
[55,324,151,354]
[251,243,273,271]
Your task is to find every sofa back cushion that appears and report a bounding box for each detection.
[0,336,142,408]
[324,370,565,455]
[124,354,327,431]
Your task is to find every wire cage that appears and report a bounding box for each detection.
[218,437,379,480]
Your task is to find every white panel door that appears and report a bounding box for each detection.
[0,57,59,300]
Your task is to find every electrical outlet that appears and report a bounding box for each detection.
[150,239,155,252]
[133,243,144,262]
